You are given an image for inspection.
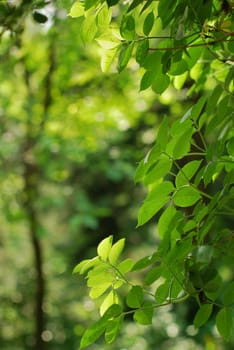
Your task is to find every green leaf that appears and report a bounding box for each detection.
[127,0,142,13]
[105,316,123,344]
[118,258,134,274]
[193,304,213,328]
[196,245,213,264]
[137,181,174,226]
[100,46,120,73]
[133,301,153,325]
[108,238,125,264]
[143,51,163,71]
[136,39,149,65]
[143,12,154,36]
[120,15,135,41]
[145,265,162,285]
[84,0,99,10]
[132,252,160,271]
[155,280,170,302]
[82,16,97,42]
[126,285,144,308]
[140,70,155,91]
[151,73,170,94]
[80,317,107,348]
[106,0,119,6]
[216,308,233,340]
[175,160,202,187]
[169,59,188,76]
[158,205,178,239]
[144,157,172,185]
[167,127,194,159]
[157,116,168,150]
[97,3,112,28]
[89,282,112,299]
[97,236,113,261]
[73,256,99,274]
[69,1,85,17]
[173,186,201,207]
[100,290,119,315]
[118,43,134,72]
[223,282,234,306]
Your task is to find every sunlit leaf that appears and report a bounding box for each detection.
[173,186,201,207]
[109,238,125,265]
[97,236,113,261]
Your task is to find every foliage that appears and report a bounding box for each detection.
[71,0,234,348]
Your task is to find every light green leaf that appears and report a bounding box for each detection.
[143,11,154,36]
[193,304,213,328]
[173,186,201,207]
[97,236,113,261]
[133,301,153,325]
[126,285,144,308]
[89,282,112,299]
[82,16,97,42]
[109,238,125,264]
[158,205,178,239]
[97,3,112,28]
[69,1,85,18]
[100,47,120,73]
[100,290,119,316]
[118,258,134,274]
[73,256,99,274]
[216,308,233,340]
[175,160,202,187]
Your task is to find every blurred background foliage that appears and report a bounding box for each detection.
[0,0,233,349]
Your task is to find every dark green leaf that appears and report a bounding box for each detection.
[140,70,155,91]
[143,12,154,36]
[33,11,48,23]
[169,59,188,76]
[127,0,142,13]
[193,304,213,328]
[106,0,119,6]
[136,39,149,65]
[105,316,123,344]
[118,43,134,72]
[80,317,107,348]
[120,15,135,41]
[145,265,162,285]
[223,282,234,306]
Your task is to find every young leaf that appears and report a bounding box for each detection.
[133,301,153,325]
[216,308,233,340]
[69,1,85,17]
[109,238,125,265]
[73,256,99,274]
[193,304,213,328]
[100,290,119,316]
[97,236,113,261]
[126,285,144,308]
[173,186,201,207]
[117,258,134,274]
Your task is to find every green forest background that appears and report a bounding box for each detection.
[0,0,233,349]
